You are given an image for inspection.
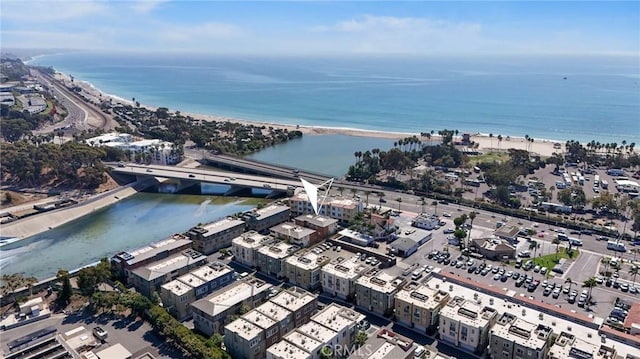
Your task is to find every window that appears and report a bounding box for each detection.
[460,327,468,341]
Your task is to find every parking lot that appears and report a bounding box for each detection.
[0,312,186,358]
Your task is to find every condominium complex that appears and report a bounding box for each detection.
[547,331,617,359]
[224,287,318,359]
[283,250,330,290]
[321,257,365,300]
[130,248,207,297]
[242,204,291,233]
[347,328,417,359]
[110,234,192,283]
[159,262,235,321]
[293,214,339,242]
[439,296,499,353]
[187,217,246,255]
[270,222,316,247]
[355,270,404,316]
[394,281,451,333]
[191,278,272,336]
[489,312,553,359]
[256,241,296,278]
[309,303,366,349]
[84,132,182,165]
[289,193,364,223]
[232,231,276,267]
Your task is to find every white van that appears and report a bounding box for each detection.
[411,269,423,281]
[414,345,426,358]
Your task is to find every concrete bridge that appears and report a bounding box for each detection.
[111,163,303,197]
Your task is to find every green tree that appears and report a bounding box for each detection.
[630,265,638,288]
[582,276,598,310]
[395,197,402,211]
[529,240,540,258]
[57,269,72,305]
[355,331,368,347]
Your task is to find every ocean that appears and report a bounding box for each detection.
[29,52,640,144]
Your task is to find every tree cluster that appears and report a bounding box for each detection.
[1,141,110,188]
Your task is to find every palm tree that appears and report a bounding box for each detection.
[432,200,438,215]
[489,133,494,149]
[601,257,611,276]
[395,197,402,211]
[630,265,638,288]
[497,134,503,151]
[467,211,477,247]
[364,190,371,207]
[529,240,541,258]
[552,238,560,259]
[419,197,426,213]
[582,276,598,310]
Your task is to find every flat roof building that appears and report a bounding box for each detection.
[394,281,450,334]
[243,204,291,233]
[256,241,296,278]
[188,217,245,255]
[270,222,316,248]
[130,248,207,297]
[111,234,192,283]
[232,231,276,268]
[289,193,364,223]
[471,237,516,260]
[266,339,313,359]
[489,312,553,359]
[268,287,318,328]
[191,278,272,336]
[283,250,330,290]
[311,303,365,349]
[355,270,404,316]
[548,331,617,359]
[294,214,339,243]
[321,257,365,300]
[347,328,416,359]
[160,262,235,321]
[439,296,498,354]
[224,318,265,359]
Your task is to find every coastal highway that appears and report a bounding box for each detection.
[111,163,302,191]
[32,69,112,131]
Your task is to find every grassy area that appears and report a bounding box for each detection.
[468,151,510,166]
[533,247,579,271]
[41,99,54,116]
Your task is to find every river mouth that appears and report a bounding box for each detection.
[0,192,258,280]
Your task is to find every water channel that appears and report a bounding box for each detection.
[0,191,257,280]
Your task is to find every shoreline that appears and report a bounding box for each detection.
[59,72,570,157]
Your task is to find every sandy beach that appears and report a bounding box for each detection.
[62,72,565,158]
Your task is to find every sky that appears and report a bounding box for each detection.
[1,1,639,56]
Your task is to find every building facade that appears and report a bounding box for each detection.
[130,248,207,297]
[293,214,339,243]
[289,193,364,223]
[256,241,296,278]
[232,231,276,268]
[321,258,365,300]
[439,296,498,354]
[187,218,245,255]
[191,278,273,336]
[489,312,553,359]
[270,222,316,248]
[394,282,450,333]
[283,251,329,290]
[243,204,291,233]
[355,271,404,316]
[159,262,235,321]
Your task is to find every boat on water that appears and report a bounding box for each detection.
[0,237,21,248]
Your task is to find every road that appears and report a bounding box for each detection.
[31,69,112,132]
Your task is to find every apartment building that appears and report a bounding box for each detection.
[130,248,207,297]
[191,278,272,336]
[394,282,450,333]
[224,318,265,359]
[348,328,416,359]
[256,241,296,278]
[270,222,316,248]
[355,270,404,316]
[294,214,339,242]
[439,296,498,353]
[159,262,235,321]
[311,303,365,349]
[111,234,192,283]
[242,204,291,233]
[283,250,330,290]
[321,257,365,300]
[548,331,617,359]
[268,287,318,328]
[296,321,339,352]
[266,340,314,359]
[187,217,245,255]
[232,231,276,267]
[489,312,553,359]
[224,287,318,359]
[289,193,364,223]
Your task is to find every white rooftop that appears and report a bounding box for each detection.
[269,287,316,314]
[191,279,272,317]
[283,330,323,354]
[225,317,263,341]
[312,303,364,333]
[267,339,312,359]
[233,231,274,249]
[322,257,364,280]
[199,218,245,237]
[257,241,294,259]
[296,321,338,345]
[395,282,450,311]
[242,309,277,330]
[255,301,291,323]
[285,250,324,271]
[356,272,401,294]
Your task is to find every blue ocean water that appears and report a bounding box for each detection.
[29,52,640,143]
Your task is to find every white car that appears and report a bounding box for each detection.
[443,212,452,217]
[443,228,455,234]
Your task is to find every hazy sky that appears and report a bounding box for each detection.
[1,1,639,55]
